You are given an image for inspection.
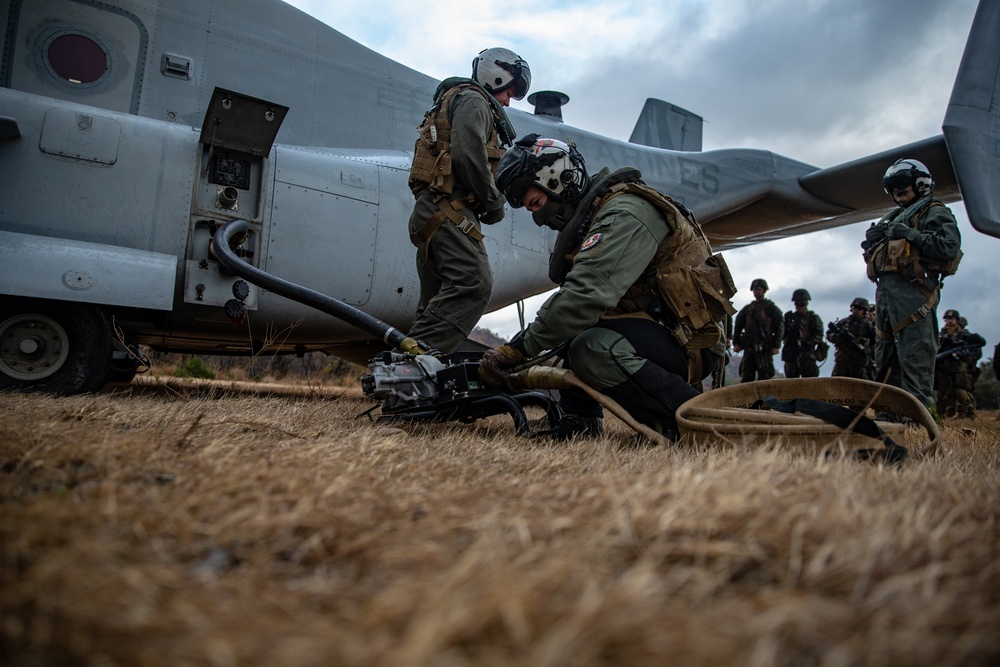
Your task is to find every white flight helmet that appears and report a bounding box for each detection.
[882,158,935,200]
[472,47,531,100]
[495,134,589,207]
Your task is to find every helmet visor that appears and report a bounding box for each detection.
[883,172,915,192]
[495,147,531,207]
[506,59,530,100]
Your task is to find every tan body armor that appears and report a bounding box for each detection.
[865,200,963,283]
[599,182,738,352]
[408,82,506,200]
[865,199,963,335]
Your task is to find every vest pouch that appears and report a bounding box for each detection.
[408,125,439,195]
[430,150,454,194]
[657,267,711,331]
[938,248,963,277]
[866,238,910,279]
[693,253,738,319]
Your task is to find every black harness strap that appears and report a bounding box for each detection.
[759,396,908,464]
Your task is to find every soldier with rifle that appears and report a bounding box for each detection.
[935,310,986,418]
[732,279,783,382]
[782,288,825,378]
[827,297,876,380]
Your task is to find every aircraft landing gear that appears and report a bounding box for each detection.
[0,298,113,395]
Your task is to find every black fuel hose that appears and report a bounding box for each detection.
[213,219,427,355]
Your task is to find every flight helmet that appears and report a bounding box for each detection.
[495,134,589,208]
[792,288,811,302]
[882,158,934,200]
[750,278,769,291]
[473,47,531,100]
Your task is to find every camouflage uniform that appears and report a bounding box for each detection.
[407,81,509,353]
[865,196,961,406]
[733,298,783,382]
[826,305,876,380]
[935,316,986,417]
[782,306,824,378]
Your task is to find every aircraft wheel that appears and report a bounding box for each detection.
[0,298,113,395]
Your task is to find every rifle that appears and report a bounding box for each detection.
[828,320,875,375]
[935,344,982,362]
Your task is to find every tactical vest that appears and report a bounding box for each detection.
[865,200,963,283]
[596,182,738,351]
[408,81,507,200]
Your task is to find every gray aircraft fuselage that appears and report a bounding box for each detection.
[0,0,996,393]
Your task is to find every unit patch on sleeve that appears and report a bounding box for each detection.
[579,233,604,252]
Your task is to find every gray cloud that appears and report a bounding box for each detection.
[290,0,998,362]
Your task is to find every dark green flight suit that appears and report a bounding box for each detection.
[408,84,508,353]
[515,169,726,436]
[865,197,961,407]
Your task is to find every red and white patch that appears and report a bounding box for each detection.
[580,233,604,252]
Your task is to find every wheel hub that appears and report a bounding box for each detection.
[0,314,70,380]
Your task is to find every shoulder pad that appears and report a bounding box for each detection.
[433,77,477,102]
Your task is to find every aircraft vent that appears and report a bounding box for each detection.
[527,91,569,123]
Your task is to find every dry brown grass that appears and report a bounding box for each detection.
[1,386,998,666]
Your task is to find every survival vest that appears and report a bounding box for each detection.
[864,199,963,283]
[570,175,738,353]
[865,198,963,336]
[407,78,511,200]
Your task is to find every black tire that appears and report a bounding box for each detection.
[0,298,113,395]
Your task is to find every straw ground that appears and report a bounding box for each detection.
[1,386,998,666]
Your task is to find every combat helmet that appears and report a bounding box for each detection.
[791,288,811,303]
[943,309,960,319]
[472,47,531,100]
[882,158,935,201]
[850,297,870,311]
[495,134,589,208]
[750,278,769,291]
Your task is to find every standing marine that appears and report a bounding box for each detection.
[863,158,962,408]
[406,47,531,353]
[478,136,736,439]
[781,288,824,378]
[935,310,985,418]
[732,279,783,382]
[826,297,876,380]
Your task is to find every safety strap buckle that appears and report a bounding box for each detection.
[455,218,476,235]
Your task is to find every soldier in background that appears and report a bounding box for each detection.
[935,310,986,418]
[781,288,824,378]
[732,279,784,382]
[827,297,876,379]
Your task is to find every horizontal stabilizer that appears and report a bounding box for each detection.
[943,0,1000,239]
[629,98,703,152]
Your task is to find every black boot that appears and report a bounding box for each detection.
[556,414,604,440]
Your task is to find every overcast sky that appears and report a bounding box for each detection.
[287,0,997,368]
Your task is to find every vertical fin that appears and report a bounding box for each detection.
[943,0,1000,238]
